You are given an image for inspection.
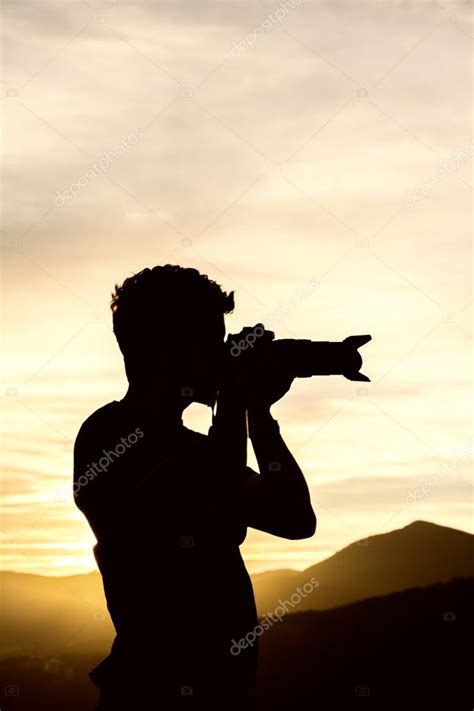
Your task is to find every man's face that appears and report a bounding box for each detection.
[181,313,226,407]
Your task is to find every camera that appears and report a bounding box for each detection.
[224,331,372,382]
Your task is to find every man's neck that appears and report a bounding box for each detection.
[122,380,188,426]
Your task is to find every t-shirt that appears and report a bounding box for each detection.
[73,400,259,696]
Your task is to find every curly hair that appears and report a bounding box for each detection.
[111,264,234,358]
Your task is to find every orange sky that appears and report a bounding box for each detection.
[1,0,472,576]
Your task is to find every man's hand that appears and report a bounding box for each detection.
[223,324,294,411]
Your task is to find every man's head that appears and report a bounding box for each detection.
[111,265,234,405]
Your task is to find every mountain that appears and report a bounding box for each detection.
[1,521,472,657]
[252,520,474,614]
[1,578,471,709]
[0,571,113,658]
[255,577,473,708]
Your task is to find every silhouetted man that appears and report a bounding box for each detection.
[74,265,316,709]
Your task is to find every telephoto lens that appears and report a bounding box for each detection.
[223,329,371,382]
[271,335,372,382]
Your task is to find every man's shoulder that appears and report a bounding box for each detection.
[75,401,121,448]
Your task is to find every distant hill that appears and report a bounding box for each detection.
[255,577,473,707]
[0,571,113,658]
[253,520,474,614]
[1,578,472,709]
[1,521,472,657]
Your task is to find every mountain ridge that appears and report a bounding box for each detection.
[1,520,472,656]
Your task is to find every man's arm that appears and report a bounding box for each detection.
[208,384,248,476]
[243,406,316,540]
[212,324,316,540]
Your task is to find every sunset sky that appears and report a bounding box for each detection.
[1,0,472,577]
